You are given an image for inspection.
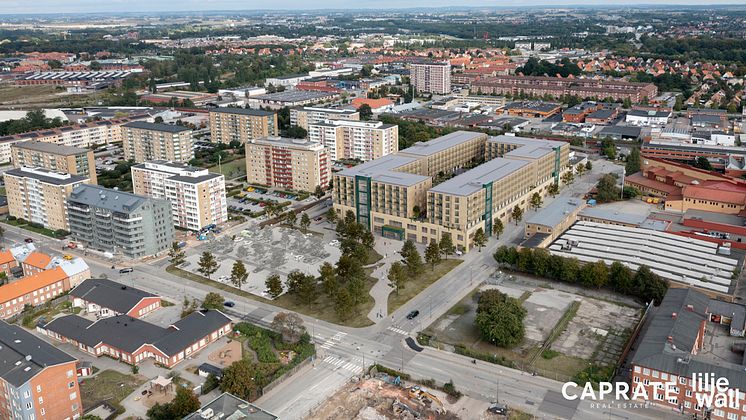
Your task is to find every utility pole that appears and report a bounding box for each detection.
[620,168,625,200]
[401,347,404,372]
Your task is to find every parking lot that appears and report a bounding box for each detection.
[181,224,340,297]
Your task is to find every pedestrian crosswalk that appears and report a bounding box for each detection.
[387,326,409,336]
[319,331,347,350]
[322,355,363,374]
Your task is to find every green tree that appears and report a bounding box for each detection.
[202,292,224,310]
[168,242,185,266]
[319,262,338,297]
[694,156,714,171]
[300,213,311,232]
[271,312,305,343]
[625,147,641,175]
[575,163,586,177]
[475,290,526,347]
[221,359,261,401]
[510,206,524,226]
[473,227,487,251]
[334,287,353,319]
[285,125,307,139]
[596,174,621,203]
[326,207,337,223]
[147,387,200,419]
[265,273,283,298]
[402,240,424,275]
[387,261,407,295]
[547,183,560,197]
[439,232,455,259]
[359,104,373,120]
[492,218,504,238]
[530,192,543,211]
[285,211,297,227]
[561,171,575,185]
[425,240,441,269]
[314,185,325,198]
[585,161,593,171]
[230,260,249,290]
[197,251,218,279]
[609,261,633,294]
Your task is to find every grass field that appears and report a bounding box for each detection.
[209,157,246,179]
[387,259,462,315]
[167,263,377,328]
[0,85,108,108]
[80,370,145,414]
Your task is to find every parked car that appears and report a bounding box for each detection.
[24,238,33,243]
[406,310,420,320]
[119,267,134,274]
[223,301,235,308]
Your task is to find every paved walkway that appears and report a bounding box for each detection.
[364,239,413,324]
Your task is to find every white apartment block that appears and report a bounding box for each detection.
[289,106,360,130]
[410,62,451,94]
[131,161,228,231]
[307,120,398,162]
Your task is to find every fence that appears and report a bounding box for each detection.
[261,355,314,395]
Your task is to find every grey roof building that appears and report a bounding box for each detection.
[69,278,159,317]
[66,184,174,259]
[184,393,278,420]
[0,321,76,387]
[121,121,191,133]
[41,310,232,367]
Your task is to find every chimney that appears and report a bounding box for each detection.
[672,312,678,319]
[667,336,674,343]
[686,304,694,312]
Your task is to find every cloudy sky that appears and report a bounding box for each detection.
[0,0,742,14]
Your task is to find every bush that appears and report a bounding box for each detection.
[7,215,15,221]
[442,380,462,398]
[542,349,560,359]
[371,364,411,380]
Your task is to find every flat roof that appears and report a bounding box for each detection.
[489,135,565,159]
[253,136,323,150]
[122,121,191,133]
[549,221,737,294]
[578,206,650,225]
[504,101,561,113]
[210,108,275,117]
[526,198,583,228]
[11,140,89,156]
[184,393,278,420]
[5,167,89,185]
[430,157,530,196]
[254,90,336,102]
[337,154,429,187]
[399,131,486,158]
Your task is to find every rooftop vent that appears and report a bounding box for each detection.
[671,312,678,319]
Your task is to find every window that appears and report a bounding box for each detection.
[684,401,691,409]
[24,390,30,398]
[713,409,724,418]
[66,370,74,378]
[643,368,650,376]
[38,397,43,404]
[68,381,75,389]
[686,389,692,397]
[69,392,77,401]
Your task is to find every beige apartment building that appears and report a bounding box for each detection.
[131,161,228,231]
[245,136,331,193]
[333,132,569,252]
[5,167,90,231]
[410,61,451,94]
[209,108,278,144]
[308,120,398,162]
[121,121,194,163]
[11,141,97,183]
[290,106,360,130]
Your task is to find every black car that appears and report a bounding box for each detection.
[119,267,134,274]
[406,310,420,320]
[223,301,236,308]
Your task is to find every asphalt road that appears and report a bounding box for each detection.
[1,159,684,419]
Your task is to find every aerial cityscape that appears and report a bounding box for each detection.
[0,3,745,420]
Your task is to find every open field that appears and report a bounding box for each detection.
[387,259,463,315]
[80,370,146,414]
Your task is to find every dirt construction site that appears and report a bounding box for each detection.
[307,376,502,420]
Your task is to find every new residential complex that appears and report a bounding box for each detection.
[308,120,398,162]
[0,321,83,420]
[10,141,97,183]
[289,106,360,130]
[245,136,331,192]
[209,108,278,144]
[5,167,90,231]
[121,121,194,163]
[332,132,568,251]
[66,184,175,259]
[131,161,228,231]
[410,61,452,94]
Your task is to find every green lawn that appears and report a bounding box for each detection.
[2,218,67,239]
[209,157,246,179]
[80,370,145,414]
[387,259,463,315]
[166,264,375,328]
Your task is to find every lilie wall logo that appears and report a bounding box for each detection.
[561,373,743,410]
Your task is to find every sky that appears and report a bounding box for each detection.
[0,0,744,14]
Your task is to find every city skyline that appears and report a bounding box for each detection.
[0,0,745,14]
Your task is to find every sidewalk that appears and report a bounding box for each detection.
[365,239,409,324]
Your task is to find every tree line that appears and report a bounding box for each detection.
[493,246,669,304]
